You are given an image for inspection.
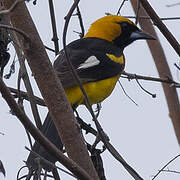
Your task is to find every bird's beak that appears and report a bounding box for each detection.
[130,30,156,41]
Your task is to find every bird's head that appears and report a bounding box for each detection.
[84,15,155,49]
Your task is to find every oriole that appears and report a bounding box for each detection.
[27,15,155,170]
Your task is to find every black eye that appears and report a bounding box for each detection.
[121,22,129,31]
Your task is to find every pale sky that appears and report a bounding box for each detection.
[0,0,180,179]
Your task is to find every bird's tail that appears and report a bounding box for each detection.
[26,113,63,171]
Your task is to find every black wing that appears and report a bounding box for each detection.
[53,37,124,88]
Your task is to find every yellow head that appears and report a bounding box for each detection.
[85,15,155,49]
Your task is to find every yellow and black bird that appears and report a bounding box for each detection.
[27,15,155,170]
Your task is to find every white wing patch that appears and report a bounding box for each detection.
[78,56,100,69]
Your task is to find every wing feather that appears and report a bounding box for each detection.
[53,38,124,89]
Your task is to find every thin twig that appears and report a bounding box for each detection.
[0,132,5,135]
[161,169,180,175]
[174,63,180,71]
[152,154,180,179]
[48,0,59,55]
[117,0,128,15]
[0,160,5,176]
[118,80,138,106]
[76,116,98,136]
[138,0,180,56]
[135,0,140,24]
[166,2,180,7]
[17,52,42,128]
[44,45,55,53]
[130,0,180,144]
[76,5,84,38]
[3,10,42,129]
[16,165,28,180]
[124,16,180,21]
[122,71,180,86]
[9,87,45,106]
[135,78,156,98]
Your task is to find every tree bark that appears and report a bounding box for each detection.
[130,0,180,144]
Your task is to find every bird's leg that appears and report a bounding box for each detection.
[95,103,102,118]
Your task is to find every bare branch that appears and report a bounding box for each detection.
[44,45,55,53]
[130,0,180,144]
[0,131,5,135]
[12,35,42,128]
[161,169,180,175]
[0,160,5,177]
[48,0,59,55]
[0,76,92,180]
[9,87,45,106]
[135,0,140,24]
[138,0,180,56]
[118,80,138,106]
[166,2,180,7]
[135,77,156,98]
[174,63,180,71]
[117,0,128,15]
[152,154,180,179]
[124,15,180,21]
[122,71,180,86]
[76,5,85,38]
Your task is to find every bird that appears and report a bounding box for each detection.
[26,15,155,171]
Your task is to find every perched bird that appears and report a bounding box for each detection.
[26,15,155,171]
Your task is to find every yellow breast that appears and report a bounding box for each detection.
[65,75,120,106]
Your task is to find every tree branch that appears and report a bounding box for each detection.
[48,0,59,55]
[138,0,180,56]
[9,87,45,106]
[131,0,180,144]
[76,5,85,38]
[0,76,92,180]
[122,71,180,86]
[3,0,98,179]
[124,15,180,21]
[152,154,180,179]
[9,23,42,128]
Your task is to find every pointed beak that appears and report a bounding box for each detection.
[130,30,156,41]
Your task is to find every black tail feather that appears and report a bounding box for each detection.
[26,113,63,171]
